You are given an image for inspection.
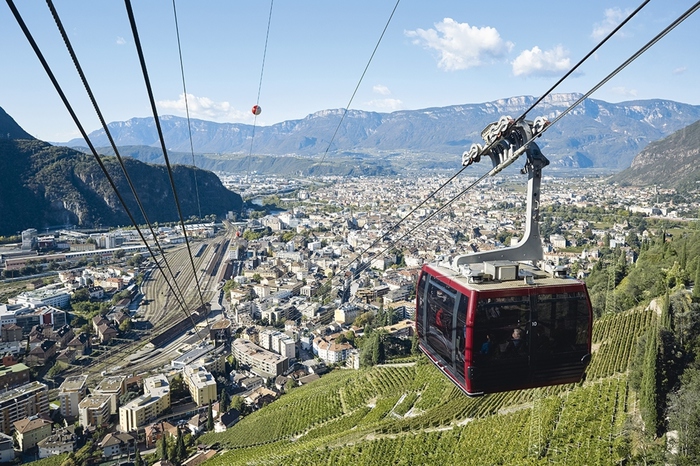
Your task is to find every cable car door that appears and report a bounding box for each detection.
[471,293,531,393]
[531,290,591,385]
[423,278,458,373]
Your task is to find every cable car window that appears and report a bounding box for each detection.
[474,295,530,364]
[425,280,456,365]
[535,292,589,354]
[455,296,468,381]
[416,273,427,339]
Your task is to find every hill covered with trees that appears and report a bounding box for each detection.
[0,107,243,236]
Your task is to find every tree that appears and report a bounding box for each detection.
[220,389,230,414]
[134,449,143,466]
[175,427,187,463]
[668,368,700,463]
[118,318,132,333]
[207,401,214,431]
[156,434,168,460]
[411,333,419,355]
[71,287,91,303]
[230,395,244,412]
[60,453,78,466]
[693,266,700,302]
[170,374,188,401]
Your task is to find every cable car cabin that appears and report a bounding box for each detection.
[416,260,592,396]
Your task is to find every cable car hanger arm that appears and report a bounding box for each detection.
[453,117,549,269]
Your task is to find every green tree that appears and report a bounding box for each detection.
[134,449,143,466]
[639,328,660,438]
[220,389,230,414]
[118,318,132,333]
[207,401,214,431]
[693,266,700,302]
[71,287,91,303]
[411,333,419,355]
[60,453,78,466]
[156,434,168,460]
[175,427,187,463]
[170,374,188,401]
[230,395,244,412]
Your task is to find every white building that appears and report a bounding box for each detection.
[0,432,15,463]
[94,375,127,415]
[79,394,112,428]
[232,339,288,377]
[118,375,170,433]
[58,375,88,419]
[313,335,353,364]
[11,288,71,309]
[183,365,217,407]
[37,428,75,458]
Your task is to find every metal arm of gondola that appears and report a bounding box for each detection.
[453,116,550,269]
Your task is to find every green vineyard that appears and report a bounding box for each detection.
[201,307,653,465]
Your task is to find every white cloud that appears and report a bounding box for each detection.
[365,98,403,111]
[512,45,571,77]
[591,8,628,40]
[673,66,687,75]
[156,93,249,121]
[116,36,126,45]
[610,86,638,98]
[373,84,391,95]
[405,18,513,71]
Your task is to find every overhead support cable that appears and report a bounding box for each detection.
[317,0,700,300]
[517,0,652,122]
[44,0,199,334]
[171,0,202,220]
[124,0,210,325]
[247,0,275,181]
[317,0,401,166]
[7,0,206,344]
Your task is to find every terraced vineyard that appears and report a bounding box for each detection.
[202,307,653,465]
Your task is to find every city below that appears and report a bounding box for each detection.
[0,173,690,464]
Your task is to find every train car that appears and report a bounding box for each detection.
[416,260,592,396]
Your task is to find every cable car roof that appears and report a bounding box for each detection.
[424,262,585,293]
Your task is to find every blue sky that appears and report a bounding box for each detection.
[2,0,699,142]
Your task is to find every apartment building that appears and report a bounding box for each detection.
[232,339,288,377]
[0,382,49,435]
[78,394,112,428]
[183,365,217,407]
[58,375,88,419]
[94,375,127,415]
[118,375,170,433]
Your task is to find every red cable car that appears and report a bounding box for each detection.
[416,117,592,396]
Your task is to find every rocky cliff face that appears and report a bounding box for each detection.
[0,108,243,236]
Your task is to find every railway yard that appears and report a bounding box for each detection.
[58,228,235,388]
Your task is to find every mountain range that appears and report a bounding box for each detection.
[63,93,700,171]
[0,107,242,237]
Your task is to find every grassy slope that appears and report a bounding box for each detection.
[200,308,653,465]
